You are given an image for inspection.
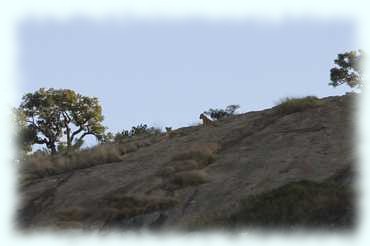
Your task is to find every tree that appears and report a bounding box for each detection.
[100,131,114,144]
[18,88,106,154]
[13,108,36,155]
[204,104,240,120]
[225,105,240,115]
[330,50,364,89]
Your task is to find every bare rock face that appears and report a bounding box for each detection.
[17,94,357,231]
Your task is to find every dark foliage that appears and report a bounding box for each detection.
[204,104,240,120]
[330,50,364,89]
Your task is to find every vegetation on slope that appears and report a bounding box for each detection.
[229,180,354,230]
[275,96,323,115]
[190,167,355,231]
[15,49,360,230]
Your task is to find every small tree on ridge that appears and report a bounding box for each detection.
[330,50,364,89]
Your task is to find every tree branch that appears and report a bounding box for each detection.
[62,111,71,124]
[70,117,92,142]
[71,126,84,141]
[34,137,48,145]
[76,131,98,143]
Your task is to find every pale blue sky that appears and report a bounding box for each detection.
[17,18,356,144]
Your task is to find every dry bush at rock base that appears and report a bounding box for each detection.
[18,154,47,177]
[21,144,123,180]
[276,96,323,115]
[157,160,200,176]
[157,170,210,192]
[157,143,219,182]
[172,150,214,167]
[75,144,122,166]
[167,131,178,138]
[20,153,66,179]
[115,142,138,155]
[171,170,209,187]
[20,134,165,182]
[172,160,200,172]
[20,136,157,182]
[156,166,177,176]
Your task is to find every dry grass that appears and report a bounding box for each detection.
[156,143,217,189]
[157,160,199,176]
[276,96,323,115]
[159,169,210,191]
[167,131,178,138]
[20,140,148,182]
[171,143,219,168]
[19,132,166,183]
[170,170,209,187]
[172,160,200,172]
[21,144,122,180]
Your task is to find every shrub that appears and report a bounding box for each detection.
[204,104,240,120]
[114,130,130,142]
[186,166,355,231]
[157,160,200,176]
[20,152,58,180]
[229,180,353,229]
[76,144,122,166]
[100,132,115,144]
[114,124,162,142]
[171,170,209,187]
[275,96,323,114]
[160,169,210,191]
[171,143,219,167]
[172,151,214,166]
[172,160,200,173]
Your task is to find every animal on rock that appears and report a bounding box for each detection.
[199,113,216,127]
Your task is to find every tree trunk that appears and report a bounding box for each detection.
[66,127,72,151]
[50,143,57,155]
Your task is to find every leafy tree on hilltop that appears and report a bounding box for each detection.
[330,50,364,89]
[18,88,106,154]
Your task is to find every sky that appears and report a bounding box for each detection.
[16,17,356,145]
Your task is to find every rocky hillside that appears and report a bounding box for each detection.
[17,94,356,231]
